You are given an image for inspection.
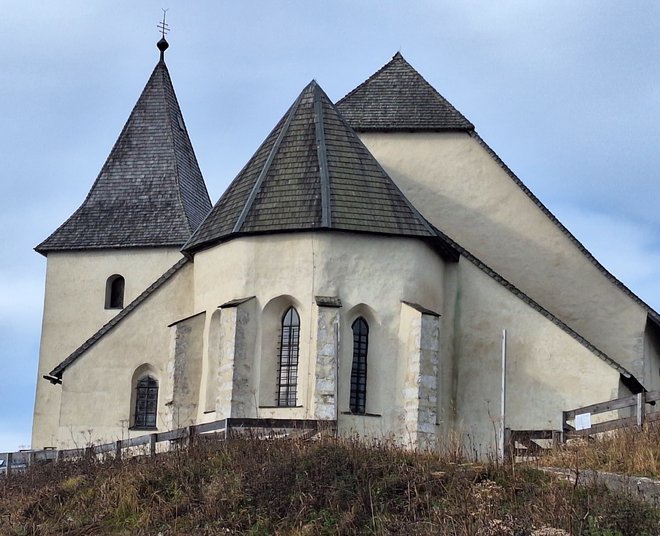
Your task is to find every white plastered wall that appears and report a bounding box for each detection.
[33,248,185,448]
[453,258,621,457]
[359,132,648,382]
[193,232,447,436]
[53,261,193,449]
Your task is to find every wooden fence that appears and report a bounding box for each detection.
[562,390,660,437]
[505,389,660,458]
[0,417,332,476]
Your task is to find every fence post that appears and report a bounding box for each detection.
[551,430,561,449]
[115,440,122,460]
[637,392,646,427]
[150,433,157,457]
[6,453,12,476]
[561,411,569,443]
[187,425,196,448]
[503,427,512,461]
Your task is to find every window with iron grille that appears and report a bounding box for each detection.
[350,317,369,414]
[134,376,158,428]
[277,307,300,407]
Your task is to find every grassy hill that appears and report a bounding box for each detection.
[1,436,658,535]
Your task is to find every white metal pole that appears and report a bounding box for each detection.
[500,329,507,462]
[334,320,340,424]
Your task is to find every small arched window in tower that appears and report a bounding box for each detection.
[350,317,369,414]
[105,275,125,309]
[134,375,158,428]
[277,307,300,407]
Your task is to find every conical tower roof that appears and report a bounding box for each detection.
[184,81,455,257]
[36,42,211,254]
[336,52,473,132]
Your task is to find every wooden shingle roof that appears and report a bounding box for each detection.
[36,49,211,254]
[336,52,473,132]
[184,81,456,258]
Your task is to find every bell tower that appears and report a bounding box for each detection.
[32,31,211,448]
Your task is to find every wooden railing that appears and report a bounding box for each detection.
[0,417,332,476]
[505,390,660,458]
[504,429,562,458]
[562,390,660,438]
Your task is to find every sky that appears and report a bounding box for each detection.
[1,1,659,452]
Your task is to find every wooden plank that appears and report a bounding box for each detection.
[126,435,150,448]
[510,430,558,440]
[59,448,85,459]
[645,390,660,404]
[227,418,326,429]
[33,450,57,463]
[195,419,227,434]
[568,416,637,437]
[637,392,646,426]
[157,429,186,442]
[94,443,116,455]
[564,393,638,419]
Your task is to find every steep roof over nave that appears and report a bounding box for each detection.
[336,52,473,132]
[183,80,456,259]
[35,40,212,254]
[337,52,660,329]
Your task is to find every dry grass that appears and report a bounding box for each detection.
[0,436,657,535]
[542,422,660,478]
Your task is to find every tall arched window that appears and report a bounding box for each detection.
[277,307,300,407]
[350,317,369,414]
[105,275,125,309]
[134,375,158,428]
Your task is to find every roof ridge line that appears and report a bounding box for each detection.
[231,87,307,234]
[335,54,399,107]
[313,83,332,228]
[429,222,636,382]
[161,63,190,234]
[328,92,438,238]
[469,130,660,325]
[36,62,166,255]
[160,63,212,235]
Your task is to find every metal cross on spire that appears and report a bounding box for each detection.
[157,9,170,38]
[156,9,170,61]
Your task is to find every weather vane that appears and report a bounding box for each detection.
[156,9,170,60]
[157,9,170,39]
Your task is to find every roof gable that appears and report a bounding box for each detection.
[184,81,455,256]
[336,52,473,132]
[36,53,211,254]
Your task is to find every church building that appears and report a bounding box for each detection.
[31,37,660,454]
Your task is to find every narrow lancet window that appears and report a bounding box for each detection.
[350,317,369,414]
[105,275,125,309]
[134,376,158,428]
[277,307,300,407]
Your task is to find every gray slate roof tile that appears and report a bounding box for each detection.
[336,52,473,132]
[184,81,456,256]
[36,54,211,254]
